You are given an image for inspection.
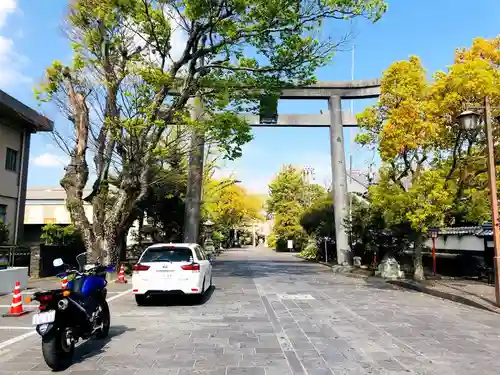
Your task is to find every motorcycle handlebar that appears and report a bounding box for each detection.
[56,264,112,279]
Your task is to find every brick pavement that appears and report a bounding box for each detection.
[0,247,499,374]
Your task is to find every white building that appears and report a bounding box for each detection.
[24,187,139,245]
[0,90,53,244]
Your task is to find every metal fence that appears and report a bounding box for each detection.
[0,246,31,275]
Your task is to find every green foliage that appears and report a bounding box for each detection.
[212,231,225,250]
[345,198,413,264]
[353,37,500,278]
[141,149,188,242]
[300,195,334,238]
[267,232,277,249]
[267,165,307,213]
[202,178,264,246]
[298,237,319,260]
[273,201,307,250]
[40,224,80,246]
[267,165,328,251]
[356,37,500,232]
[0,220,9,245]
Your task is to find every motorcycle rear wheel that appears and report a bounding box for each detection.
[42,328,74,371]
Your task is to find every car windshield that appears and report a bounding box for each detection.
[141,247,193,263]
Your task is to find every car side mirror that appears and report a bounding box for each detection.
[209,255,216,263]
[53,258,64,268]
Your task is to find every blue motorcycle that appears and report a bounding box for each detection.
[29,253,115,371]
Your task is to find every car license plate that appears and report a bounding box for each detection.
[157,270,173,279]
[32,310,56,325]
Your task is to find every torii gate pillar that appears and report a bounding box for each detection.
[329,95,350,265]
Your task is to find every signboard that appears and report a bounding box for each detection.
[259,95,279,124]
[287,240,293,249]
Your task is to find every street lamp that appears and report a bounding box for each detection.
[457,96,500,305]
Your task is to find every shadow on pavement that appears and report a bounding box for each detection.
[387,279,500,314]
[72,325,133,365]
[140,285,216,307]
[212,259,335,279]
[443,282,497,308]
[213,255,406,294]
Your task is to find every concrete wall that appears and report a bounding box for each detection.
[0,120,31,244]
[0,121,22,199]
[424,235,484,252]
[0,121,23,244]
[0,267,28,295]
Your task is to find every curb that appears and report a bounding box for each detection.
[388,280,500,314]
[295,255,374,278]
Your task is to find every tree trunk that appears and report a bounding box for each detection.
[413,237,425,281]
[103,227,121,268]
[119,230,127,261]
[60,86,97,261]
[102,185,144,266]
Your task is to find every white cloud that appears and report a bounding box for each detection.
[0,0,16,28]
[0,35,30,87]
[31,153,69,168]
[0,0,30,88]
[163,6,188,62]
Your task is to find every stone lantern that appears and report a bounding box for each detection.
[203,220,215,256]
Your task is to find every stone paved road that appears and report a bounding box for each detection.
[0,247,500,374]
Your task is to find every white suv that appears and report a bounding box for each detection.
[132,243,213,305]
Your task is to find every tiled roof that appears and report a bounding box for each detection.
[478,229,494,236]
[27,187,92,200]
[438,227,482,236]
[476,223,493,237]
[435,225,495,237]
[0,90,53,132]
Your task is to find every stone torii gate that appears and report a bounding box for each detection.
[184,79,380,265]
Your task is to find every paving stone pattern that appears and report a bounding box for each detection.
[0,247,499,374]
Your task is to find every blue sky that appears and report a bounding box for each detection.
[0,0,499,194]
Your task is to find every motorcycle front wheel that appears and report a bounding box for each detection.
[95,300,110,339]
[41,327,74,371]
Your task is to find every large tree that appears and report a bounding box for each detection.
[202,179,263,244]
[355,37,500,279]
[35,0,387,264]
[267,165,328,251]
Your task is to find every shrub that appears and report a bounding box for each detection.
[267,232,277,249]
[299,237,318,259]
[41,224,80,245]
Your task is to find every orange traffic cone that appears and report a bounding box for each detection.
[3,281,28,317]
[61,276,68,289]
[115,264,128,284]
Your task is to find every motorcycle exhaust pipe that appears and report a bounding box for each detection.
[57,298,69,311]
